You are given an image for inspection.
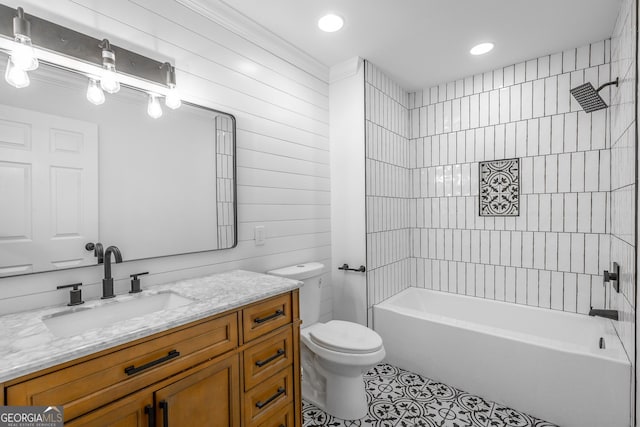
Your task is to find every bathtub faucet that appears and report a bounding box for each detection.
[588,307,619,321]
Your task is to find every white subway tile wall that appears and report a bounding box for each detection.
[610,0,637,421]
[408,40,613,317]
[364,62,411,316]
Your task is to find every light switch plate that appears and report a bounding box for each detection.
[254,225,265,246]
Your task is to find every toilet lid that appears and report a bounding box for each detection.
[309,320,383,354]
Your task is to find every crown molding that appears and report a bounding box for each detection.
[330,56,363,84]
[174,0,329,83]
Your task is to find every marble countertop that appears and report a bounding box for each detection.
[0,270,301,383]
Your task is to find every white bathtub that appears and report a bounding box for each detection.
[373,287,631,427]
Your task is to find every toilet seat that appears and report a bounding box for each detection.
[301,322,386,367]
[309,320,383,354]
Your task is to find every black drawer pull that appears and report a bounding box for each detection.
[144,405,155,427]
[256,387,286,409]
[254,309,285,324]
[159,401,169,427]
[124,350,180,375]
[255,348,285,367]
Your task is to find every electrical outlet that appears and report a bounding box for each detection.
[254,225,265,246]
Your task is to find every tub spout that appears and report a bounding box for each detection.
[588,308,618,321]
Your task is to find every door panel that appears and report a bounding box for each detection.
[65,390,153,427]
[0,104,98,275]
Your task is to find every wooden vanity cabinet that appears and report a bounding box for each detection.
[3,290,302,427]
[65,353,240,427]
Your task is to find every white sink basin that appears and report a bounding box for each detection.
[43,292,194,338]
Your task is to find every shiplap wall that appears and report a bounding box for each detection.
[610,0,637,422]
[0,0,332,318]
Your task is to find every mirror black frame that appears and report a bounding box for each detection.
[0,59,238,277]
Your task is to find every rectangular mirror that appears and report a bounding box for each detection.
[0,60,236,277]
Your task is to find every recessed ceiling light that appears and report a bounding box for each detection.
[318,14,344,32]
[470,42,494,56]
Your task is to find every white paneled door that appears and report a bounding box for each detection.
[0,104,98,276]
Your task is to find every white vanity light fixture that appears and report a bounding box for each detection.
[470,42,494,56]
[86,78,105,105]
[9,7,38,71]
[4,7,36,88]
[318,13,344,32]
[99,39,120,94]
[147,94,163,119]
[163,62,181,110]
[4,58,29,87]
[0,5,182,118]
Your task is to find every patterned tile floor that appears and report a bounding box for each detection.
[302,363,557,427]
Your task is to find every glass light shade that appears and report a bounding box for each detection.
[11,35,38,71]
[4,58,30,88]
[165,86,181,109]
[147,94,163,119]
[86,79,105,105]
[100,65,120,94]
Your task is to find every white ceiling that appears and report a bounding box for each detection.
[215,0,621,90]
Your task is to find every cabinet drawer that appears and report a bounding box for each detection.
[255,403,295,427]
[242,294,292,342]
[244,366,293,425]
[243,326,293,391]
[7,312,238,422]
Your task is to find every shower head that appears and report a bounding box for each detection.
[570,77,619,113]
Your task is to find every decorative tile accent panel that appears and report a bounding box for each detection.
[479,158,520,216]
[364,61,411,326]
[408,40,612,316]
[302,363,557,427]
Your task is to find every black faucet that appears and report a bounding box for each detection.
[589,307,619,321]
[102,246,123,299]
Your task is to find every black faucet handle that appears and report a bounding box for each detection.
[130,272,149,280]
[57,282,84,306]
[129,272,149,294]
[57,282,82,290]
[603,262,621,293]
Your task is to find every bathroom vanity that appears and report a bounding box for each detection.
[0,271,301,426]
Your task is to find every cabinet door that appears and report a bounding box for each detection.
[155,354,239,427]
[65,390,153,427]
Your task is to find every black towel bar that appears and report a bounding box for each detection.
[338,264,366,273]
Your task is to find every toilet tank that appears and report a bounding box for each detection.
[267,262,324,326]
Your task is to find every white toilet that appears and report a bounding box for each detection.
[268,262,385,420]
